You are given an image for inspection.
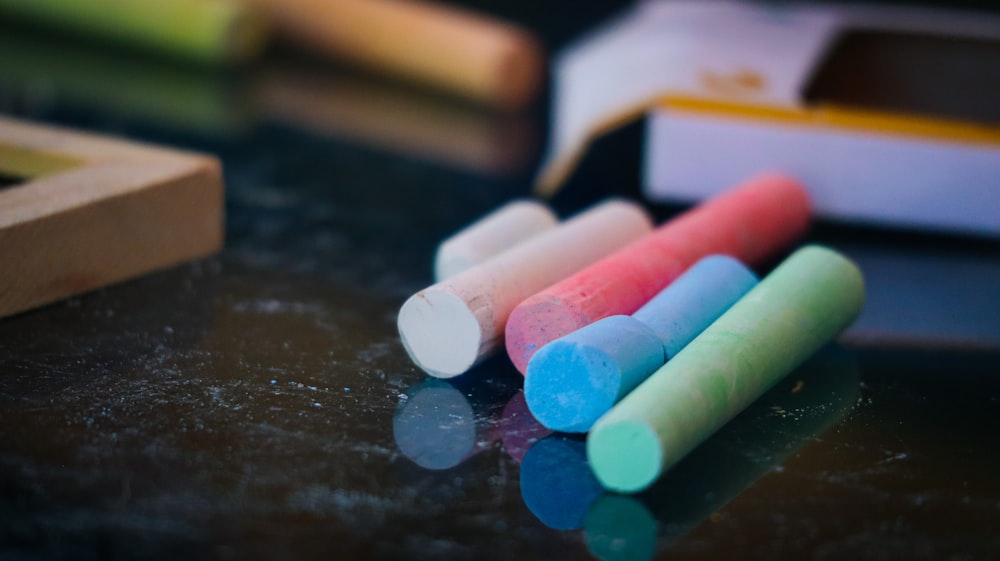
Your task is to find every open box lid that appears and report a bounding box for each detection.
[537,1,1000,236]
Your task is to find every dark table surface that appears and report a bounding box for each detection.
[2,2,999,560]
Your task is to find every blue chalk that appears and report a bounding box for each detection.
[633,255,759,359]
[525,316,664,433]
[524,255,758,433]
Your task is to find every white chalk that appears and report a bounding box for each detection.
[434,199,559,281]
[399,199,653,378]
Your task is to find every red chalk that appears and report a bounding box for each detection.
[504,173,811,374]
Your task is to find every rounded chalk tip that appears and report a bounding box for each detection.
[524,339,623,433]
[398,288,482,379]
[506,294,587,375]
[801,244,865,281]
[587,419,664,493]
[489,30,545,111]
[525,315,665,431]
[433,199,558,281]
[792,244,866,317]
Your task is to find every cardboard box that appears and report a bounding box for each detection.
[538,1,1000,237]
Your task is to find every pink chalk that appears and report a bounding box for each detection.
[504,173,811,374]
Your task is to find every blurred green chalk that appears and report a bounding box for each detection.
[0,0,269,64]
[587,245,865,493]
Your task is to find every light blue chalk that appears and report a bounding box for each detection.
[524,316,664,433]
[524,255,758,433]
[633,255,760,359]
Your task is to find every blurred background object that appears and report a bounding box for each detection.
[0,24,256,137]
[0,0,545,109]
[255,59,538,175]
[0,21,537,176]
[0,0,269,64]
[538,0,1000,237]
[249,0,544,110]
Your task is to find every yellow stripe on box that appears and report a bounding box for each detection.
[658,96,1000,146]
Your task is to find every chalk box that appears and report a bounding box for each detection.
[539,0,1000,237]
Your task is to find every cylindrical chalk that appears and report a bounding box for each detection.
[526,316,663,433]
[584,345,860,561]
[0,0,269,64]
[253,0,544,109]
[525,255,757,433]
[434,200,558,281]
[587,245,865,493]
[506,173,811,374]
[399,200,652,378]
[632,255,759,360]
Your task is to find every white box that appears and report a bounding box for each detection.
[538,0,1000,237]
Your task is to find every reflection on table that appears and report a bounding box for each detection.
[392,358,525,470]
[519,434,603,530]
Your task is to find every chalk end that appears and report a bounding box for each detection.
[398,288,482,378]
[491,29,545,111]
[525,340,622,433]
[587,419,663,493]
[506,295,590,374]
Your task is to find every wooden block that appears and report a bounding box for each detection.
[0,116,224,319]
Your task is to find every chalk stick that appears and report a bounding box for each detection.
[525,255,757,433]
[632,255,759,359]
[584,345,860,561]
[587,245,865,493]
[434,200,558,282]
[399,200,652,379]
[0,0,269,64]
[252,0,544,109]
[505,173,811,374]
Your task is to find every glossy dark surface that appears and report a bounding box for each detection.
[2,3,1000,560]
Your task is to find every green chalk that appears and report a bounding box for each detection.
[0,0,269,64]
[587,245,865,493]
